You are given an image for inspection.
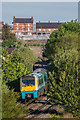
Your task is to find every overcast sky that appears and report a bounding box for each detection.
[2,2,78,25]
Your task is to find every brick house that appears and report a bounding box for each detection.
[13,16,33,35]
[36,21,62,35]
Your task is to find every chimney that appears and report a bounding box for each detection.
[13,16,15,23]
[31,16,33,20]
[48,20,50,23]
[39,21,40,23]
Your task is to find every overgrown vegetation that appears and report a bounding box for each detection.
[26,43,45,46]
[44,20,80,117]
[2,24,38,118]
[2,24,17,48]
[2,84,29,118]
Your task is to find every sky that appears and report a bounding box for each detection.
[2,2,78,25]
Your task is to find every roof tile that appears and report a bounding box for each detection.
[14,17,33,23]
[36,22,63,29]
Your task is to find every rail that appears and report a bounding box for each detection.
[24,95,64,119]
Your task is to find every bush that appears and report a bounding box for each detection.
[2,84,29,118]
[47,49,80,117]
[45,21,80,117]
[2,39,17,48]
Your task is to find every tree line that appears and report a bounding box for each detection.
[2,24,38,118]
[43,20,80,117]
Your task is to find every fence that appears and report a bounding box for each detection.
[19,34,50,40]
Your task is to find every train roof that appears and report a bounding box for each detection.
[22,68,47,78]
[33,68,46,73]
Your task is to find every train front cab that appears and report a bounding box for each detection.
[20,76,38,99]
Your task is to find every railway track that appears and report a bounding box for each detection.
[24,94,47,106]
[24,95,64,119]
[25,99,51,119]
[19,93,64,119]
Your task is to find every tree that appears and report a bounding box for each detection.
[2,24,16,40]
[2,24,17,48]
[2,84,29,118]
[43,20,80,59]
[2,48,28,84]
[47,49,80,117]
[2,41,38,88]
[2,37,38,118]
[44,21,80,117]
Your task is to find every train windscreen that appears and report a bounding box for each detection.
[22,77,35,86]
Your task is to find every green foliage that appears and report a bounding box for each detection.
[45,21,80,117]
[2,40,38,84]
[50,114,61,119]
[2,40,38,118]
[2,24,16,41]
[2,84,29,118]
[2,24,17,48]
[2,48,28,84]
[43,20,80,58]
[27,43,45,46]
[47,49,80,116]
[2,39,17,48]
[15,40,38,72]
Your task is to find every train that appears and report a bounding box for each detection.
[20,68,48,99]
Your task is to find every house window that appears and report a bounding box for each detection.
[28,28,30,31]
[29,32,32,35]
[28,23,30,26]
[39,29,41,31]
[23,33,25,35]
[23,23,25,26]
[17,28,19,31]
[38,33,41,35]
[19,33,21,35]
[23,28,25,31]
[53,28,55,30]
[49,29,51,31]
[47,32,50,35]
[17,24,19,26]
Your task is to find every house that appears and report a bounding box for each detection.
[36,21,62,35]
[13,16,33,36]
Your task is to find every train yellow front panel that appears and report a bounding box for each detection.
[22,86,35,91]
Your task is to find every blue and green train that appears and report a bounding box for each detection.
[20,68,48,99]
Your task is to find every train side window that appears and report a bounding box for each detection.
[39,77,43,86]
[44,73,47,82]
[44,75,46,82]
